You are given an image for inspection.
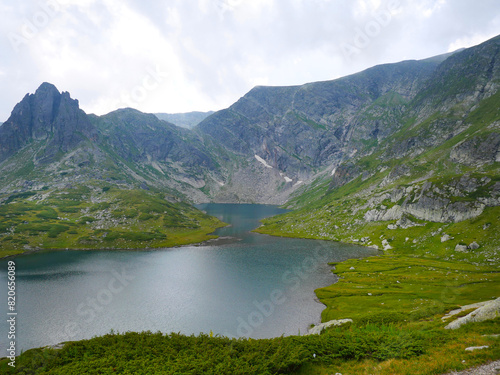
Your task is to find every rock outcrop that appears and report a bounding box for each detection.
[445,298,500,329]
[307,319,353,335]
[363,173,497,224]
[0,82,97,164]
[450,132,500,166]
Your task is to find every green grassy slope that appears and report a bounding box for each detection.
[0,185,225,257]
[256,88,500,268]
[247,51,500,373]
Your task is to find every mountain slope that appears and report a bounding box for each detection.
[0,87,225,255]
[89,108,225,202]
[0,51,461,205]
[256,35,500,266]
[0,88,223,202]
[195,56,447,203]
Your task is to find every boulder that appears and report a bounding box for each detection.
[382,239,393,250]
[441,301,488,321]
[396,215,421,229]
[445,297,500,329]
[468,241,480,250]
[465,345,489,351]
[454,244,468,252]
[441,234,452,242]
[307,319,353,335]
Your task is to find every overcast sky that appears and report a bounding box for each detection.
[1,0,500,121]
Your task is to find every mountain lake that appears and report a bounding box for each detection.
[0,204,378,352]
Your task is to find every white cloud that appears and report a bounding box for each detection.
[419,0,447,18]
[448,33,496,53]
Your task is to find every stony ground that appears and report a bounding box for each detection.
[444,360,500,375]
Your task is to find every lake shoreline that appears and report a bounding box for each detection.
[0,236,225,259]
[2,203,367,354]
[0,223,231,259]
[1,202,498,374]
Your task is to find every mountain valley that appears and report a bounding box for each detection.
[1,32,500,375]
[0,35,499,263]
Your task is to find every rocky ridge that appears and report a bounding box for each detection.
[256,35,500,265]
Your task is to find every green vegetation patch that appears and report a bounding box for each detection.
[36,208,59,220]
[1,332,309,375]
[296,318,500,375]
[2,318,499,374]
[315,256,500,323]
[101,230,166,242]
[4,191,36,204]
[0,185,225,256]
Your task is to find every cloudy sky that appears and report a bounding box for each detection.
[1,0,500,121]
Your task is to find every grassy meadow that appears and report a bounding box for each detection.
[0,185,225,258]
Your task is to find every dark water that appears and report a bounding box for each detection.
[0,204,377,352]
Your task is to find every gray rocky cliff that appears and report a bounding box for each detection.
[363,174,498,224]
[196,59,443,203]
[0,82,97,164]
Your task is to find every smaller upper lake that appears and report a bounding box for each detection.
[0,204,378,352]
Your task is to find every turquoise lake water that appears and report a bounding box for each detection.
[0,203,377,352]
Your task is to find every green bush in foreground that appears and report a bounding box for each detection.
[1,318,498,374]
[5,332,308,375]
[300,323,427,363]
[1,323,440,375]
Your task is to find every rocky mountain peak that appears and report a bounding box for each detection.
[0,83,97,163]
[34,81,60,97]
